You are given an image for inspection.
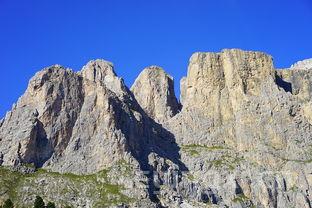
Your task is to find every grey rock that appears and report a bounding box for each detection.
[165,49,312,207]
[1,50,312,208]
[290,58,312,70]
[131,66,180,124]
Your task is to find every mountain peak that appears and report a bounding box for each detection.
[131,65,180,124]
[291,58,312,70]
[80,59,116,82]
[1,49,312,208]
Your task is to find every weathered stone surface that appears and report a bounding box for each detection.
[165,49,312,207]
[0,59,186,207]
[48,60,147,174]
[290,58,312,70]
[0,50,312,208]
[277,59,312,125]
[0,65,82,168]
[131,66,180,124]
[79,59,129,100]
[0,61,147,174]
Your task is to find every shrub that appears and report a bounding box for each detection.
[46,202,56,208]
[33,196,45,208]
[3,199,14,208]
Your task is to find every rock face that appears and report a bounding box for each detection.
[0,66,83,168]
[276,59,312,127]
[0,49,312,208]
[0,61,148,174]
[49,60,145,174]
[131,66,180,124]
[166,50,312,207]
[180,49,274,124]
[290,58,312,70]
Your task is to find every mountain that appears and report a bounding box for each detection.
[0,49,311,208]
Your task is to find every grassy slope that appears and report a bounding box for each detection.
[0,163,135,208]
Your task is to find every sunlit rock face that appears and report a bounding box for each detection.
[131,65,180,124]
[0,61,148,174]
[166,49,312,207]
[0,50,312,208]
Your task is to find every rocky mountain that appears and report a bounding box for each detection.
[0,49,311,208]
[131,65,180,124]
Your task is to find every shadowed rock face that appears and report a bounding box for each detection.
[0,50,312,208]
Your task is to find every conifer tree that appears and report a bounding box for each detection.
[33,196,45,208]
[46,202,56,208]
[3,199,13,208]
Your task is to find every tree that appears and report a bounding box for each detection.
[33,196,45,208]
[46,202,56,208]
[3,199,14,208]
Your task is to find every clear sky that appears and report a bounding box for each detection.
[0,0,312,117]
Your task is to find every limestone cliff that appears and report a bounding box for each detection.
[0,50,312,208]
[166,49,312,207]
[131,66,180,124]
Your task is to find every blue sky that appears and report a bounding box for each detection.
[0,0,312,117]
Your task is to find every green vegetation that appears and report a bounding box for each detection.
[46,202,56,208]
[182,144,227,156]
[181,144,244,170]
[232,193,249,203]
[2,199,13,208]
[295,139,302,144]
[303,159,312,163]
[207,154,245,171]
[281,157,312,164]
[182,144,226,150]
[0,165,134,208]
[23,163,36,169]
[289,186,299,192]
[0,167,23,200]
[186,173,195,181]
[279,145,312,164]
[188,149,200,156]
[33,196,45,208]
[115,159,133,176]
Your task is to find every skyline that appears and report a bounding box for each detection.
[1,0,312,117]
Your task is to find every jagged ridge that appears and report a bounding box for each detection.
[0,49,312,208]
